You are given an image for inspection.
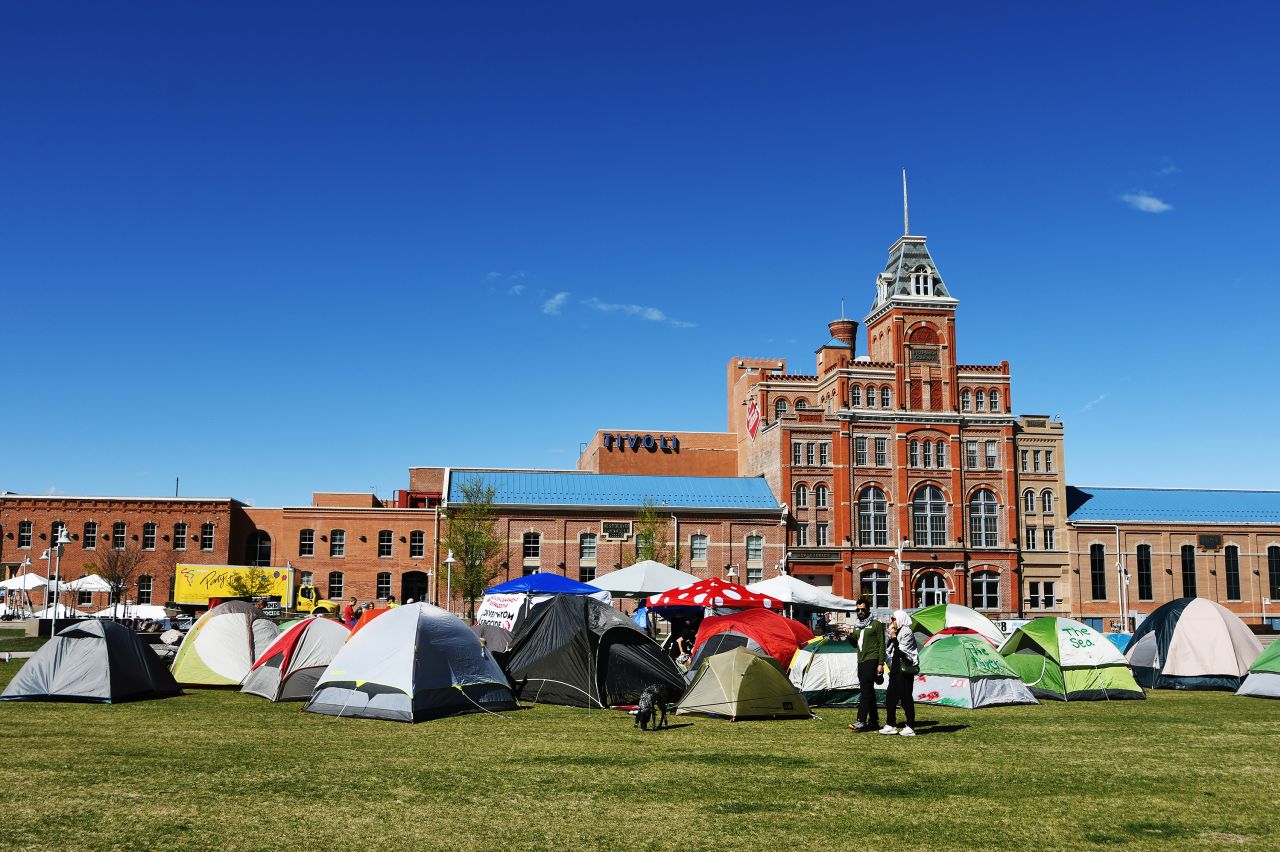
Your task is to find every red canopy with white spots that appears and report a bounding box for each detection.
[646,577,780,610]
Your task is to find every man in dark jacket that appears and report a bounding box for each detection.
[848,597,885,731]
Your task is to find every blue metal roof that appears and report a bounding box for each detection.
[1067,486,1280,525]
[816,337,853,350]
[449,470,780,510]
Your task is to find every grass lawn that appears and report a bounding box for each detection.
[0,636,48,652]
[0,664,1276,851]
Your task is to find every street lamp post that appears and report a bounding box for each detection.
[443,551,456,614]
[42,529,73,620]
[892,538,909,610]
[17,556,32,617]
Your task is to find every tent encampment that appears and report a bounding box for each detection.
[475,573,611,634]
[305,602,516,722]
[911,604,1005,648]
[587,560,700,597]
[647,576,780,611]
[676,648,810,720]
[1127,598,1262,690]
[241,617,351,701]
[504,594,685,707]
[348,607,390,637]
[1000,617,1144,701]
[922,626,998,647]
[788,636,885,707]
[746,574,859,611]
[688,608,814,671]
[1,620,181,704]
[29,603,86,619]
[1105,633,1132,653]
[1236,640,1280,699]
[915,635,1038,709]
[170,600,280,686]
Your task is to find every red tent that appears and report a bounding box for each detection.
[922,625,998,648]
[348,607,392,638]
[690,608,815,668]
[646,577,780,610]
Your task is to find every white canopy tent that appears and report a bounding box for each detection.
[30,603,87,619]
[0,574,49,591]
[747,574,859,611]
[90,604,172,622]
[587,560,700,597]
[63,574,113,593]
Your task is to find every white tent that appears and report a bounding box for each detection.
[587,561,700,597]
[63,575,113,593]
[0,574,49,591]
[90,604,173,622]
[747,575,859,611]
[30,603,86,619]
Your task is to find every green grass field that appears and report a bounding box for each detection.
[0,663,1275,851]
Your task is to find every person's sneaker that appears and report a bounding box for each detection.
[849,722,866,731]
[899,726,916,737]
[878,725,897,735]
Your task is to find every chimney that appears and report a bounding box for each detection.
[828,318,857,351]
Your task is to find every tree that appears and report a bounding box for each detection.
[89,543,150,617]
[443,478,503,621]
[226,566,274,599]
[632,499,672,566]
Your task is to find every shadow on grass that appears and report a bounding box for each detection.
[912,724,967,735]
[1085,820,1197,844]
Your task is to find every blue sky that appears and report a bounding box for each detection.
[4,2,1278,506]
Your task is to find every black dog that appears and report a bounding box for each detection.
[634,684,668,731]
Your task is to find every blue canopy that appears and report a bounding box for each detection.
[485,574,603,596]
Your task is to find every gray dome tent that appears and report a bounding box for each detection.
[1,619,181,704]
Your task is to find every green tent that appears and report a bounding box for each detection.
[676,648,810,720]
[1236,640,1280,699]
[1000,617,1144,701]
[911,603,1005,647]
[915,635,1037,709]
[170,600,279,686]
[787,636,885,707]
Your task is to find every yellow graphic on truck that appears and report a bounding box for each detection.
[173,564,339,614]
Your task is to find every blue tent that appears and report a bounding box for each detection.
[1105,633,1132,653]
[485,574,602,596]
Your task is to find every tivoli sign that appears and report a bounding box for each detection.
[602,433,680,452]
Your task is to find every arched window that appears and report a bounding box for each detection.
[579,532,597,562]
[376,572,392,599]
[377,529,393,558]
[136,575,153,605]
[1225,545,1241,601]
[910,325,939,345]
[1180,544,1197,597]
[922,440,933,468]
[1041,490,1054,513]
[881,387,891,408]
[866,386,877,408]
[911,266,932,296]
[969,489,998,547]
[1024,490,1037,514]
[961,389,971,411]
[975,390,986,411]
[909,440,920,467]
[409,530,425,558]
[971,570,999,610]
[690,534,708,563]
[989,389,1001,412]
[298,529,315,557]
[814,484,828,509]
[936,440,947,468]
[851,386,862,406]
[329,529,346,558]
[327,571,344,599]
[245,531,272,566]
[861,570,890,609]
[775,399,788,419]
[112,521,127,551]
[794,484,809,508]
[794,399,808,410]
[914,572,949,607]
[858,486,888,546]
[1136,544,1153,601]
[83,521,98,550]
[912,486,947,547]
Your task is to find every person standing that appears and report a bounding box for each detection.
[386,595,399,608]
[342,596,359,627]
[879,610,919,737]
[848,597,885,731]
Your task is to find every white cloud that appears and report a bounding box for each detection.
[543,292,570,315]
[1081,393,1108,412]
[508,284,526,295]
[485,272,503,281]
[1121,192,1173,213]
[1156,158,1179,177]
[582,297,695,328]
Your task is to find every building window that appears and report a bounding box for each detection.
[814,484,828,508]
[376,572,392,600]
[915,572,949,607]
[1045,450,1054,472]
[922,440,933,468]
[378,530,393,558]
[961,390,972,411]
[968,489,998,548]
[51,521,66,547]
[862,570,890,610]
[912,266,932,296]
[936,441,947,468]
[1225,545,1241,601]
[330,529,346,558]
[1028,580,1055,610]
[410,530,425,559]
[851,386,862,406]
[579,563,597,583]
[523,532,541,562]
[1020,450,1028,472]
[137,575,153,605]
[1269,545,1280,600]
[792,442,802,466]
[775,399,788,419]
[866,386,877,408]
[855,437,868,466]
[971,571,999,610]
[794,399,808,410]
[805,443,815,466]
[795,525,809,547]
[1043,527,1055,550]
[746,535,763,564]
[18,520,32,549]
[173,523,187,551]
[1026,527,1037,550]
[142,522,157,551]
[819,443,830,466]
[912,485,947,547]
[881,387,891,408]
[83,521,98,550]
[200,523,214,552]
[1033,450,1042,472]
[966,440,978,469]
[1136,544,1153,601]
[976,390,986,411]
[1041,490,1054,514]
[816,523,829,547]
[794,484,809,508]
[328,571,344,599]
[909,440,920,467]
[77,589,93,607]
[298,570,313,589]
[299,529,315,557]
[580,533,597,562]
[690,534,708,563]
[1090,543,1107,600]
[1024,489,1036,514]
[989,390,1001,412]
[1180,544,1197,597]
[746,566,763,585]
[246,531,272,566]
[858,486,889,547]
[874,437,887,467]
[112,522,127,551]
[985,441,998,470]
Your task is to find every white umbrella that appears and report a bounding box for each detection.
[63,574,113,593]
[0,574,49,591]
[587,560,701,597]
[747,574,860,611]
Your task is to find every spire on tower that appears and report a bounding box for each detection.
[902,168,909,236]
